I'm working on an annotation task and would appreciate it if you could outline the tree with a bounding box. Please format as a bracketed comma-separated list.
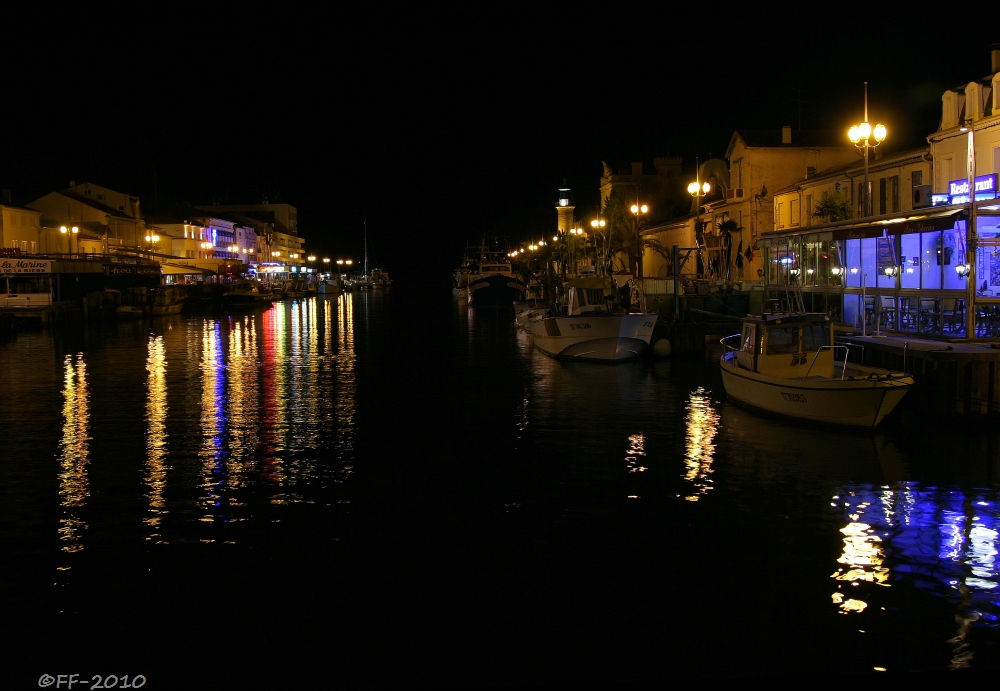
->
[814, 192, 853, 223]
[596, 189, 676, 276]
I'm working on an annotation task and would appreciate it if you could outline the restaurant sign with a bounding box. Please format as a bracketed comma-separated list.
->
[0, 259, 51, 274]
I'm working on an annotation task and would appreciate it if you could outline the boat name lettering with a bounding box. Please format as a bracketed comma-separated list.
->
[790, 354, 808, 366]
[780, 392, 807, 403]
[643, 321, 654, 328]
[570, 323, 592, 330]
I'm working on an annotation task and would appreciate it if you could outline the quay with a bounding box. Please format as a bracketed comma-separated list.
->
[837, 333, 1000, 416]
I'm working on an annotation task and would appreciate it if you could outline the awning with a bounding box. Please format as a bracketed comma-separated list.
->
[160, 262, 217, 275]
[758, 208, 966, 247]
[830, 208, 965, 240]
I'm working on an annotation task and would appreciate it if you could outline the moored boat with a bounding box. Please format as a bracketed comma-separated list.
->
[526, 277, 657, 361]
[467, 261, 524, 307]
[719, 312, 914, 428]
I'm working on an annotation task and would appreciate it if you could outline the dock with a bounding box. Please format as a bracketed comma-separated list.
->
[837, 333, 1000, 416]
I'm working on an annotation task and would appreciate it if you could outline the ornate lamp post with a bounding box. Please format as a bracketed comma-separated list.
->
[688, 162, 711, 277]
[848, 82, 887, 218]
[60, 225, 79, 255]
[629, 203, 648, 279]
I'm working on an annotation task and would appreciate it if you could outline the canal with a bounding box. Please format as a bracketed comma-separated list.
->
[3, 290, 999, 687]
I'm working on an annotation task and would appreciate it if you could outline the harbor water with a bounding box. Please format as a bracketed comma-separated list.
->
[3, 289, 1000, 687]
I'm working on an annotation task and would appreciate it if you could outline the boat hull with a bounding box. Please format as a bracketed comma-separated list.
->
[468, 275, 524, 306]
[719, 352, 913, 428]
[529, 313, 657, 361]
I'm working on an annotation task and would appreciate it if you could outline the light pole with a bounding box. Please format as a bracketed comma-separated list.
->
[629, 203, 649, 279]
[688, 162, 711, 278]
[960, 117, 977, 337]
[145, 232, 160, 255]
[60, 225, 79, 255]
[848, 82, 887, 218]
[590, 215, 606, 276]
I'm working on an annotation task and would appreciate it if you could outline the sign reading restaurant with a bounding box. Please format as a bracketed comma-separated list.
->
[0, 259, 51, 274]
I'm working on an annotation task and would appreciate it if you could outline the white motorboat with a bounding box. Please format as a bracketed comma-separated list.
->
[719, 312, 914, 428]
[527, 277, 657, 361]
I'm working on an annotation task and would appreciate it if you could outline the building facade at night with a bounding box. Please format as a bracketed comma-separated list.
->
[757, 47, 1000, 339]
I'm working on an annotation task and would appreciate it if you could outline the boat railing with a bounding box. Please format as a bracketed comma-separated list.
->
[720, 333, 742, 367]
[802, 345, 851, 381]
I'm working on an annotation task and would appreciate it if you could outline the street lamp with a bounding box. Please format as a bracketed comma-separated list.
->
[60, 225, 79, 255]
[848, 82, 887, 218]
[629, 203, 649, 279]
[145, 233, 160, 254]
[688, 159, 711, 278]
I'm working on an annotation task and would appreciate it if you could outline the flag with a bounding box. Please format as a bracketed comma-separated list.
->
[735, 239, 744, 269]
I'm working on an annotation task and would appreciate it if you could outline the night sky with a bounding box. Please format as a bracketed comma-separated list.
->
[4, 25, 998, 280]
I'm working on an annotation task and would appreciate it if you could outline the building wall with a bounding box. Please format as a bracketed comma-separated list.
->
[0, 206, 42, 253]
[931, 76, 1000, 192]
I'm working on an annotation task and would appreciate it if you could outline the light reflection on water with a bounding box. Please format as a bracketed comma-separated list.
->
[683, 387, 718, 501]
[145, 335, 167, 537]
[58, 353, 89, 553]
[9, 294, 1000, 678]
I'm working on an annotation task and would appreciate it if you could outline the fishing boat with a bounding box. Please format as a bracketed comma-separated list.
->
[719, 312, 914, 428]
[526, 277, 657, 361]
[149, 285, 185, 316]
[223, 280, 273, 309]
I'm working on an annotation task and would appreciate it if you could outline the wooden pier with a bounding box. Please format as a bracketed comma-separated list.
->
[838, 334, 1000, 416]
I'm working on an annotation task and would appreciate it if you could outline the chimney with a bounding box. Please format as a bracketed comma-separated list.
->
[631, 161, 643, 178]
[2, 189, 11, 204]
[806, 166, 816, 179]
[993, 43, 1000, 73]
[781, 126, 792, 144]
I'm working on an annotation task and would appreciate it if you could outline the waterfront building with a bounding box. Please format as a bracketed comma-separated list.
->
[756, 47, 1000, 339]
[702, 128, 857, 285]
[0, 202, 44, 254]
[197, 201, 306, 274]
[28, 182, 149, 255]
[144, 203, 260, 282]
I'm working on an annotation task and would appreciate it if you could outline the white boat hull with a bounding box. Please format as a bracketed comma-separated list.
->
[719, 352, 913, 428]
[529, 313, 657, 361]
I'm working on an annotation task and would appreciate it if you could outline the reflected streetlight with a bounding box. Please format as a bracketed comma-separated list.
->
[847, 82, 887, 218]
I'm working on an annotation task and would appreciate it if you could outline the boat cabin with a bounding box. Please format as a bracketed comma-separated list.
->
[737, 313, 835, 378]
[565, 277, 614, 316]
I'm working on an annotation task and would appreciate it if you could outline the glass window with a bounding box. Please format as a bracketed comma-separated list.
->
[818, 242, 832, 286]
[845, 239, 862, 287]
[943, 226, 967, 290]
[921, 231, 942, 289]
[844, 294, 861, 329]
[876, 236, 897, 289]
[803, 324, 830, 351]
[861, 237, 877, 287]
[900, 233, 920, 289]
[766, 327, 798, 354]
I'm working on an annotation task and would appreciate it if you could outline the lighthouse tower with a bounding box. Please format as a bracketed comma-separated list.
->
[556, 186, 574, 233]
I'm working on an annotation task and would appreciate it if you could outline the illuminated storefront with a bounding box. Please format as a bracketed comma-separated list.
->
[760, 202, 1000, 338]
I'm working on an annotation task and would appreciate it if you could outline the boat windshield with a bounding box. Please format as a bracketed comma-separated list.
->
[803, 324, 830, 352]
[766, 327, 798, 355]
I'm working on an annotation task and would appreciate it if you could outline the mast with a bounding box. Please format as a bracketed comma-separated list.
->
[364, 216, 369, 276]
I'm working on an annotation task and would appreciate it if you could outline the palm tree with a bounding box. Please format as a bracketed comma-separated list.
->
[814, 192, 853, 223]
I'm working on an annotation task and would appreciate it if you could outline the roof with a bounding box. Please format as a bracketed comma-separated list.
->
[770, 146, 931, 196]
[52, 192, 135, 220]
[733, 129, 850, 149]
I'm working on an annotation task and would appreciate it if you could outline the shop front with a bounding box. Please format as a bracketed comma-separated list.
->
[759, 204, 1000, 339]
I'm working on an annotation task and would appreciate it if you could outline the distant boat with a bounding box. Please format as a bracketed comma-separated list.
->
[149, 285, 184, 316]
[719, 312, 914, 428]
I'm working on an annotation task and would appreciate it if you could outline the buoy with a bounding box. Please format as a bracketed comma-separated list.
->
[653, 338, 671, 357]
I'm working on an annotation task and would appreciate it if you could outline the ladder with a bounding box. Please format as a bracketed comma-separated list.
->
[784, 279, 805, 314]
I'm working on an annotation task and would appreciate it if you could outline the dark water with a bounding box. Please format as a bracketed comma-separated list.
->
[3, 291, 1000, 687]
